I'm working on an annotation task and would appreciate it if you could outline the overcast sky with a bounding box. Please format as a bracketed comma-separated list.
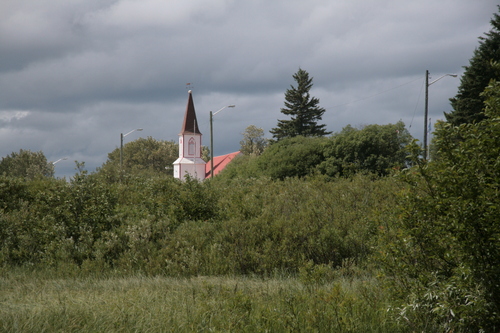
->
[0, 0, 498, 178]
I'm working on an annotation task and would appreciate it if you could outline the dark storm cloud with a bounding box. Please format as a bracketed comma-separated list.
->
[0, 0, 498, 177]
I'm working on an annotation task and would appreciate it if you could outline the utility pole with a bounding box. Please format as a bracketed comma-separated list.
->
[424, 70, 429, 160]
[209, 105, 235, 178]
[424, 70, 457, 160]
[120, 128, 143, 181]
[210, 110, 214, 178]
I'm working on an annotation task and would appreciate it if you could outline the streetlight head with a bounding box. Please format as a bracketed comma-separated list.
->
[123, 128, 143, 138]
[213, 105, 235, 116]
[450, 74, 458, 78]
[52, 157, 68, 165]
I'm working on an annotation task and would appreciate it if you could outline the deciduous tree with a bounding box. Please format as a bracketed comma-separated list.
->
[0, 149, 54, 179]
[257, 136, 326, 180]
[240, 125, 268, 156]
[98, 137, 178, 181]
[318, 121, 412, 177]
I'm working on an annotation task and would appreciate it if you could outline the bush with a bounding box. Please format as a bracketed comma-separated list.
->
[0, 159, 402, 280]
[317, 121, 412, 177]
[378, 80, 500, 332]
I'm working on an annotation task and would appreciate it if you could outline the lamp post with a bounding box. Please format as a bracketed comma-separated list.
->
[210, 105, 235, 178]
[120, 128, 143, 175]
[424, 70, 457, 159]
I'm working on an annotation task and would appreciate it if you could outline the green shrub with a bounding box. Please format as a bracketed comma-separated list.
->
[317, 121, 412, 177]
[378, 81, 500, 331]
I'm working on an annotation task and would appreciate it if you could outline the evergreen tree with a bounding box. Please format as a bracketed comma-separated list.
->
[270, 68, 331, 140]
[445, 6, 500, 126]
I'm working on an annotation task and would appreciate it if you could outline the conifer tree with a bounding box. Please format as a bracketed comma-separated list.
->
[270, 68, 331, 140]
[445, 6, 500, 126]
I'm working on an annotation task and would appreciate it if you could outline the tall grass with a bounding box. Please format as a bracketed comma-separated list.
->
[0, 269, 405, 332]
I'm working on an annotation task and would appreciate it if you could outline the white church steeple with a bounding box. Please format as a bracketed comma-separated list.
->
[173, 90, 206, 180]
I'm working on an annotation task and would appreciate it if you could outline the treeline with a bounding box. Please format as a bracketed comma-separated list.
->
[0, 171, 399, 276]
[229, 121, 412, 179]
[0, 120, 413, 274]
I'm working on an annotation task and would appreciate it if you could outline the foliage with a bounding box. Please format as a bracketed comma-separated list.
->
[445, 6, 500, 126]
[217, 136, 328, 180]
[378, 80, 500, 331]
[0, 176, 29, 211]
[0, 149, 54, 179]
[239, 125, 268, 156]
[0, 167, 119, 266]
[270, 68, 331, 140]
[209, 176, 399, 275]
[201, 145, 210, 162]
[256, 136, 326, 180]
[98, 136, 178, 182]
[318, 121, 413, 177]
[212, 154, 261, 179]
[221, 122, 413, 180]
[0, 168, 399, 277]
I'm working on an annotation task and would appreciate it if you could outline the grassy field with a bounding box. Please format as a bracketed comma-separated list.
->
[0, 269, 404, 332]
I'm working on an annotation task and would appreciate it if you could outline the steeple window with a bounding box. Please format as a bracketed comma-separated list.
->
[188, 137, 196, 155]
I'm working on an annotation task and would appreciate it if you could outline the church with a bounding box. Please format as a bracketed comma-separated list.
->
[173, 90, 240, 180]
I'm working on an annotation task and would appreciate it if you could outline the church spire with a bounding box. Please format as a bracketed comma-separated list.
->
[180, 90, 201, 135]
[173, 90, 206, 180]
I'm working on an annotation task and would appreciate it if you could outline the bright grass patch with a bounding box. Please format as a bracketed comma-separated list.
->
[0, 272, 404, 332]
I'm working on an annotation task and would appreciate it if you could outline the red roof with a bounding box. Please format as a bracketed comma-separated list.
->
[180, 90, 201, 135]
[205, 151, 241, 178]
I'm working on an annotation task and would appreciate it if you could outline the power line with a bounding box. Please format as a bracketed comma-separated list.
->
[409, 76, 425, 128]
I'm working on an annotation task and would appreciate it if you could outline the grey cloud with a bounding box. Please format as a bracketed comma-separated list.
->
[0, 0, 498, 178]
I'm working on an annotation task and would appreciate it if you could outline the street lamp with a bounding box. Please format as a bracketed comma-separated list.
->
[120, 128, 143, 174]
[210, 105, 235, 178]
[424, 70, 457, 159]
[52, 157, 68, 165]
